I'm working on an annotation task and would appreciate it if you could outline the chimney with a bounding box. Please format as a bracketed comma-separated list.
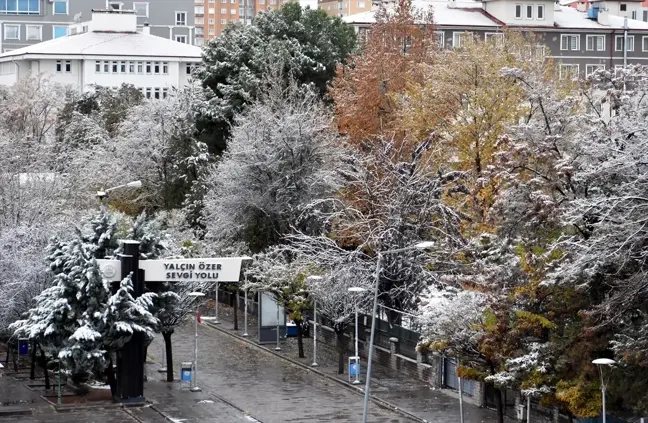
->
[143, 22, 150, 34]
[89, 9, 137, 33]
[598, 7, 609, 25]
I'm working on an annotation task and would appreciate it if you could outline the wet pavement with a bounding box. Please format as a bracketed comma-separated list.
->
[206, 304, 507, 423]
[146, 318, 412, 423]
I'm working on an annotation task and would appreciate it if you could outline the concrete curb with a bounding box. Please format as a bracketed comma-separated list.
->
[204, 321, 427, 423]
[0, 408, 33, 417]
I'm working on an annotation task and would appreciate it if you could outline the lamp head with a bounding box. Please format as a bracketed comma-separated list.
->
[592, 358, 616, 366]
[187, 292, 205, 298]
[348, 287, 366, 293]
[126, 180, 142, 188]
[306, 275, 323, 281]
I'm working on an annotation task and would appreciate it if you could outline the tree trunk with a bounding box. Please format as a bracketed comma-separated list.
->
[494, 386, 504, 423]
[29, 341, 36, 379]
[106, 355, 116, 398]
[295, 318, 304, 358]
[233, 290, 239, 331]
[336, 329, 345, 374]
[4, 345, 8, 365]
[39, 346, 50, 390]
[163, 330, 174, 382]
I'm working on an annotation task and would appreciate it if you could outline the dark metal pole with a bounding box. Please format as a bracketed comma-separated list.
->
[116, 240, 145, 403]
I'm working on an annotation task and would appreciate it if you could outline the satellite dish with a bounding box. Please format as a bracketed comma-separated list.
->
[73, 12, 82, 22]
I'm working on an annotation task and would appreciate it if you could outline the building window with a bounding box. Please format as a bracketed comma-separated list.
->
[108, 2, 122, 10]
[120, 61, 126, 73]
[129, 61, 135, 73]
[537, 5, 544, 20]
[231, 9, 236, 14]
[153, 61, 160, 74]
[221, 0, 226, 3]
[25, 25, 41, 41]
[196, 27, 204, 36]
[65, 60, 71, 72]
[195, 6, 204, 14]
[515, 4, 522, 19]
[560, 34, 580, 51]
[358, 0, 365, 6]
[162, 62, 168, 74]
[586, 35, 605, 51]
[0, 0, 39, 14]
[162, 88, 169, 99]
[4, 24, 19, 40]
[585, 64, 604, 77]
[134, 2, 149, 17]
[137, 61, 143, 73]
[452, 32, 472, 48]
[186, 64, 193, 74]
[231, 0, 236, 3]
[485, 32, 504, 46]
[53, 26, 68, 39]
[644, 10, 648, 21]
[111, 61, 117, 72]
[209, 18, 214, 23]
[154, 88, 161, 99]
[145, 87, 152, 99]
[195, 17, 204, 24]
[525, 4, 533, 19]
[103, 61, 109, 72]
[146, 62, 152, 73]
[259, 0, 265, 4]
[616, 35, 634, 52]
[53, 0, 68, 14]
[643, 36, 648, 51]
[209, 7, 215, 13]
[175, 35, 187, 43]
[434, 31, 444, 49]
[270, 0, 276, 4]
[95, 61, 101, 72]
[56, 60, 62, 72]
[175, 11, 187, 25]
[559, 64, 579, 80]
[221, 7, 226, 13]
[620, 3, 627, 11]
[209, 29, 215, 35]
[221, 19, 226, 24]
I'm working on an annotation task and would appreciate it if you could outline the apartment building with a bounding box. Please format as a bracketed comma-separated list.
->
[343, 0, 648, 78]
[0, 9, 201, 94]
[0, 0, 195, 53]
[194, 0, 320, 41]
[318, 0, 371, 18]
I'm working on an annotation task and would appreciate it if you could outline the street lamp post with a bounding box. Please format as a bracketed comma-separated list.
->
[306, 275, 323, 367]
[96, 180, 142, 210]
[275, 301, 281, 351]
[362, 241, 435, 423]
[593, 358, 616, 423]
[348, 286, 367, 385]
[243, 286, 249, 337]
[188, 292, 205, 392]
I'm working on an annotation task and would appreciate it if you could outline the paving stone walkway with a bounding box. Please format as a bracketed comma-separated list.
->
[200, 302, 509, 423]
[146, 317, 412, 423]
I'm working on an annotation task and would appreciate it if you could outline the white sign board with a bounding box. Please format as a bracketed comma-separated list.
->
[96, 258, 245, 283]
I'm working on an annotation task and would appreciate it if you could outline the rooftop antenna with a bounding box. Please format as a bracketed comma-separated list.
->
[73, 12, 82, 22]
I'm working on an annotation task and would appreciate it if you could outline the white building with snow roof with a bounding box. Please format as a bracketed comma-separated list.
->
[0, 9, 202, 98]
[344, 0, 648, 78]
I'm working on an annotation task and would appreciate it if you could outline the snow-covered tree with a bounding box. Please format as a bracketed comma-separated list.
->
[195, 3, 356, 152]
[113, 88, 210, 211]
[246, 248, 314, 358]
[102, 275, 157, 392]
[203, 76, 345, 253]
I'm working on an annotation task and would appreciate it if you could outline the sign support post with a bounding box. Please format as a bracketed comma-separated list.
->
[115, 240, 145, 403]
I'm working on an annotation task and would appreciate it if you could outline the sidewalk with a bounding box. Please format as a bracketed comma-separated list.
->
[146, 317, 413, 423]
[203, 303, 506, 423]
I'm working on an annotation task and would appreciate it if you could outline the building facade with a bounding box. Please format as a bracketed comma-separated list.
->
[344, 0, 648, 78]
[318, 0, 371, 18]
[0, 9, 201, 95]
[0, 0, 196, 53]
